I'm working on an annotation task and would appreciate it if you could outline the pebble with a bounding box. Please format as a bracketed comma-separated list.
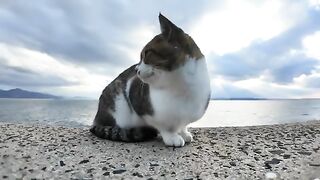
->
[59, 160, 66, 166]
[113, 169, 126, 174]
[79, 159, 89, 164]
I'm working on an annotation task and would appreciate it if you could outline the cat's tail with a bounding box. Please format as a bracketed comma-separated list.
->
[90, 125, 158, 142]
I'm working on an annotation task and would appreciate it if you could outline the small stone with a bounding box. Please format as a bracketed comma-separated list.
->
[79, 159, 89, 164]
[229, 161, 236, 166]
[150, 163, 159, 167]
[113, 169, 126, 174]
[65, 169, 73, 173]
[253, 148, 262, 153]
[87, 168, 95, 173]
[266, 158, 282, 165]
[134, 164, 140, 168]
[309, 163, 320, 167]
[246, 163, 255, 167]
[283, 154, 291, 159]
[265, 163, 272, 169]
[102, 167, 108, 171]
[41, 167, 47, 171]
[132, 172, 144, 177]
[297, 151, 312, 156]
[59, 160, 66, 166]
[103, 171, 110, 176]
[269, 150, 285, 155]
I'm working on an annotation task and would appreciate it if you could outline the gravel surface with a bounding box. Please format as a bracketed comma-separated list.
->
[0, 121, 320, 179]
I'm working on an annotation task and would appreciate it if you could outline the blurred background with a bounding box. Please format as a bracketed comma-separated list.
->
[0, 1, 320, 127]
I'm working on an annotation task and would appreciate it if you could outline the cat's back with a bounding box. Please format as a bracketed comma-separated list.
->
[101, 64, 137, 96]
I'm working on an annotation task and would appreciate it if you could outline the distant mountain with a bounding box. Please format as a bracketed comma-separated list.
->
[0, 88, 61, 99]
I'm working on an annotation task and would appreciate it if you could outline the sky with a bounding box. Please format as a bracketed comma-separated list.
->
[0, 0, 320, 99]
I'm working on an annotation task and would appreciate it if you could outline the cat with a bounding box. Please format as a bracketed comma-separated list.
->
[90, 13, 211, 147]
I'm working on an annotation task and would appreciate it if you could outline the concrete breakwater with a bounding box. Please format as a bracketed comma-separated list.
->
[0, 121, 319, 179]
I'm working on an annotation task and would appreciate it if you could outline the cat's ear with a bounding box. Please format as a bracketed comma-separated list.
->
[159, 13, 183, 42]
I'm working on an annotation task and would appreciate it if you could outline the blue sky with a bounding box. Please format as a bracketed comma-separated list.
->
[0, 0, 320, 98]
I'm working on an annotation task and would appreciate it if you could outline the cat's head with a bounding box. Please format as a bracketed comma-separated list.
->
[136, 13, 203, 85]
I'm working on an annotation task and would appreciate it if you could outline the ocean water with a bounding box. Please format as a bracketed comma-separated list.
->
[0, 99, 319, 127]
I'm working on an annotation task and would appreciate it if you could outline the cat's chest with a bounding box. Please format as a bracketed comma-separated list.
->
[148, 59, 210, 122]
[150, 88, 208, 119]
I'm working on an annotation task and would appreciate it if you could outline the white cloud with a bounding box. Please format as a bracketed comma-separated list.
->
[303, 31, 320, 60]
[191, 0, 307, 55]
[293, 69, 320, 89]
[309, 0, 320, 10]
[233, 76, 312, 98]
[116, 24, 157, 63]
[0, 43, 111, 98]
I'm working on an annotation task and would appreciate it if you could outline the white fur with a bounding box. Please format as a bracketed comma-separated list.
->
[113, 57, 210, 147]
[111, 77, 146, 128]
[141, 56, 211, 147]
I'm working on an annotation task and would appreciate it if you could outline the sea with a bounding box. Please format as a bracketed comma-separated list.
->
[0, 99, 319, 128]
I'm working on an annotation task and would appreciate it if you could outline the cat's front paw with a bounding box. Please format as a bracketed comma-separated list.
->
[160, 132, 185, 147]
[180, 131, 193, 143]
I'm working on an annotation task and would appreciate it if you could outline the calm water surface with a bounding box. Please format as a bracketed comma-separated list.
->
[0, 99, 319, 127]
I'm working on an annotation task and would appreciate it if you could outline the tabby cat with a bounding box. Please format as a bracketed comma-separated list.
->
[90, 14, 211, 147]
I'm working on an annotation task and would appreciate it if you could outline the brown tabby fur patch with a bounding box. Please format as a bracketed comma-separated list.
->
[140, 14, 204, 71]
